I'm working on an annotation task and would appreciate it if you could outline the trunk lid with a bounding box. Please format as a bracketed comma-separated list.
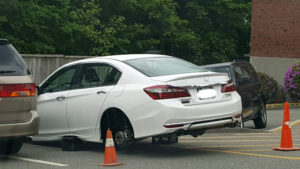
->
[151, 72, 233, 105]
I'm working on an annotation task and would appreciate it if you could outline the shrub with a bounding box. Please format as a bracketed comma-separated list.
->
[257, 72, 285, 103]
[284, 63, 300, 101]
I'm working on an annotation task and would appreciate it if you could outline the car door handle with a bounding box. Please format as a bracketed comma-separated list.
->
[56, 96, 66, 101]
[97, 91, 107, 95]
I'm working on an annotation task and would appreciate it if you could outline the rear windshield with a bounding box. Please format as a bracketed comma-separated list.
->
[0, 44, 30, 76]
[204, 66, 232, 80]
[124, 57, 205, 77]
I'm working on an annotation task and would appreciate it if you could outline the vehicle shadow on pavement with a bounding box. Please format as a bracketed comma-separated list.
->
[29, 140, 212, 158]
[0, 155, 10, 161]
[118, 142, 213, 158]
[29, 140, 105, 152]
[29, 141, 62, 148]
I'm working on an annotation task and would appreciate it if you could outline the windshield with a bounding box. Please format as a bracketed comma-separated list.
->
[124, 57, 205, 77]
[204, 66, 232, 80]
[0, 44, 30, 76]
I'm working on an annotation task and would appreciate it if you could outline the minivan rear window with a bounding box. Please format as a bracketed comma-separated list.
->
[0, 44, 30, 76]
[124, 57, 205, 77]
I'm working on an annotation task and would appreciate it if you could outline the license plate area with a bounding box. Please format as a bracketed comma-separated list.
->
[197, 86, 217, 100]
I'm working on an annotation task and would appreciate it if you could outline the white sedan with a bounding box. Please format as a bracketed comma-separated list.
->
[34, 54, 242, 148]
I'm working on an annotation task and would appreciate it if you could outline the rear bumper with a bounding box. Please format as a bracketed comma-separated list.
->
[0, 111, 39, 138]
[164, 116, 240, 130]
[129, 92, 242, 139]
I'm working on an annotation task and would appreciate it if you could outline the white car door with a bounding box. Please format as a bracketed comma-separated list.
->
[37, 65, 79, 137]
[66, 63, 121, 137]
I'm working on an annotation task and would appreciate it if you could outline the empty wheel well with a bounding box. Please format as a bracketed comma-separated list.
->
[100, 108, 134, 140]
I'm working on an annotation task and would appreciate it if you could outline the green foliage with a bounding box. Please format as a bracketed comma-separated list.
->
[176, 0, 251, 64]
[0, 0, 251, 64]
[257, 72, 286, 103]
[0, 0, 128, 55]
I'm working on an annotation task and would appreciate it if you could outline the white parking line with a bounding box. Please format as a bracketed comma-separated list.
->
[181, 138, 300, 143]
[269, 120, 300, 132]
[3, 155, 69, 167]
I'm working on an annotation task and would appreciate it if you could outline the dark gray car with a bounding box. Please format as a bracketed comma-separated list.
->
[0, 38, 39, 154]
[202, 61, 267, 129]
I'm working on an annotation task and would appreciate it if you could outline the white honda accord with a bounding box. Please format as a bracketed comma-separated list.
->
[34, 54, 242, 148]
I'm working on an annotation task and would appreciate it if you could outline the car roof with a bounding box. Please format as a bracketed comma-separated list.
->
[201, 60, 249, 68]
[62, 54, 172, 68]
[83, 54, 171, 62]
[0, 38, 9, 45]
[201, 62, 233, 68]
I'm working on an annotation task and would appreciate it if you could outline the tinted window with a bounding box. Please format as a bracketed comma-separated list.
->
[234, 64, 252, 85]
[234, 65, 244, 78]
[244, 64, 259, 81]
[74, 63, 121, 89]
[0, 44, 30, 76]
[41, 65, 78, 93]
[204, 66, 232, 80]
[125, 57, 205, 77]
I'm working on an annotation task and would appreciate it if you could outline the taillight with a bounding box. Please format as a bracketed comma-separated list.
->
[0, 83, 37, 97]
[221, 81, 236, 93]
[144, 85, 190, 100]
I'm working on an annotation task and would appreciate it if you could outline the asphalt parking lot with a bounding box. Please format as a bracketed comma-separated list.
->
[1, 108, 300, 169]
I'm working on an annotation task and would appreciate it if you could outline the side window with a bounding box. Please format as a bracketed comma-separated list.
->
[78, 63, 121, 88]
[244, 64, 259, 81]
[234, 65, 244, 79]
[41, 65, 78, 93]
[234, 65, 251, 85]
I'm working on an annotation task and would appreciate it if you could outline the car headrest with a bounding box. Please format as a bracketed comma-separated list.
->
[84, 68, 100, 83]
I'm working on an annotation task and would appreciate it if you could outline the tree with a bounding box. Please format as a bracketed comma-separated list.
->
[0, 0, 57, 53]
[100, 0, 204, 63]
[0, 0, 129, 55]
[0, 0, 251, 65]
[176, 0, 251, 64]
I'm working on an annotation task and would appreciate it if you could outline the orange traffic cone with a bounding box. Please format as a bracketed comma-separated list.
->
[99, 129, 123, 166]
[273, 102, 300, 151]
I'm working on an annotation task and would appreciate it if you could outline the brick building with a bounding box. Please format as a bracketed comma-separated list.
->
[250, 0, 300, 86]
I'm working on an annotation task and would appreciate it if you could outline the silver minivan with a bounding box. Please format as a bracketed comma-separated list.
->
[0, 38, 39, 154]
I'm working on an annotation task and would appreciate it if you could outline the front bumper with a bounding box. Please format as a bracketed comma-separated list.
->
[0, 111, 40, 138]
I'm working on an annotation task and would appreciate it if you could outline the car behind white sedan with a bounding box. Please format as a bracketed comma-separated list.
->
[33, 54, 242, 148]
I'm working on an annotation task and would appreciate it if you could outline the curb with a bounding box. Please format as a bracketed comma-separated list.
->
[266, 103, 300, 110]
